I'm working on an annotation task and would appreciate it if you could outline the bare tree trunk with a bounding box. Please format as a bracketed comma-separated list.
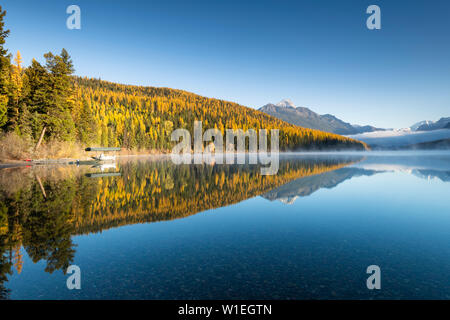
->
[35, 126, 46, 150]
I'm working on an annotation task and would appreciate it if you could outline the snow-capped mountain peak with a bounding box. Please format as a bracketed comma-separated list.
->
[275, 99, 296, 108]
[410, 120, 434, 131]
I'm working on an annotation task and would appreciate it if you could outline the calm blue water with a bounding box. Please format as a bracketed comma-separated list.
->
[1, 152, 449, 299]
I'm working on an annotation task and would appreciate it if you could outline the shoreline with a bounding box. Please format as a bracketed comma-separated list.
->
[1, 149, 450, 169]
[0, 153, 171, 168]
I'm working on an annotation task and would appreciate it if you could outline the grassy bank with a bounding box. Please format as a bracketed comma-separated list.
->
[0, 132, 84, 161]
[0, 132, 168, 162]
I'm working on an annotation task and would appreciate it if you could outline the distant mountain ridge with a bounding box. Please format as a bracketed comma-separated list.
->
[414, 117, 450, 131]
[410, 120, 434, 131]
[259, 99, 384, 135]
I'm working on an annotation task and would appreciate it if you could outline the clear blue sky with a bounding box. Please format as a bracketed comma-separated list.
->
[2, 0, 449, 128]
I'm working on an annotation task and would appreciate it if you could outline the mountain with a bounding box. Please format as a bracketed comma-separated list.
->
[348, 117, 450, 149]
[275, 98, 296, 108]
[74, 79, 368, 151]
[410, 120, 433, 131]
[259, 99, 384, 135]
[415, 117, 450, 131]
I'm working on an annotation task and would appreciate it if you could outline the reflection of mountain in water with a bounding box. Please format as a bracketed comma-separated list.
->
[262, 167, 377, 204]
[353, 154, 450, 183]
[263, 153, 450, 205]
[411, 169, 450, 182]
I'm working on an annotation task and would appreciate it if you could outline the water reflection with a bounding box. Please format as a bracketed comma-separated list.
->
[263, 167, 377, 204]
[0, 152, 449, 299]
[0, 155, 361, 298]
[264, 153, 450, 204]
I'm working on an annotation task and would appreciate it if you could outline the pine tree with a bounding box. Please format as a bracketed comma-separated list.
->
[13, 50, 21, 67]
[7, 51, 24, 131]
[0, 94, 6, 128]
[0, 5, 10, 128]
[77, 99, 97, 144]
[41, 49, 76, 141]
[23, 59, 52, 139]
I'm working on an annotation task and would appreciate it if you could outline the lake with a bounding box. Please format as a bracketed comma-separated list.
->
[0, 152, 449, 299]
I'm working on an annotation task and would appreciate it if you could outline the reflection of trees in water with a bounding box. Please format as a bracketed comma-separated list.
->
[73, 158, 362, 234]
[22, 179, 77, 274]
[0, 224, 12, 299]
[0, 156, 360, 298]
[0, 171, 81, 299]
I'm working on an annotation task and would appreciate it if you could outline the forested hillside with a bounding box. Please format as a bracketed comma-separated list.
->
[74, 78, 367, 151]
[0, 6, 367, 159]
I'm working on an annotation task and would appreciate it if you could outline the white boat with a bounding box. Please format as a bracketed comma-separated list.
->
[92, 153, 116, 162]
